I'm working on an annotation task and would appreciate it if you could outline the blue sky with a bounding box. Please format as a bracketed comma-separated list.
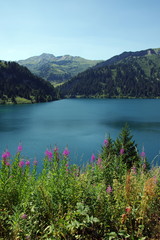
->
[0, 0, 160, 61]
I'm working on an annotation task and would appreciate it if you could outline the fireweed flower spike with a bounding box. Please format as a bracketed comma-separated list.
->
[140, 146, 146, 158]
[21, 213, 28, 219]
[97, 158, 102, 165]
[104, 139, 109, 147]
[54, 146, 59, 152]
[2, 152, 7, 161]
[106, 185, 112, 193]
[2, 150, 11, 164]
[66, 163, 69, 172]
[2, 150, 11, 160]
[120, 148, 125, 155]
[140, 151, 146, 157]
[45, 149, 53, 159]
[33, 159, 38, 165]
[25, 161, 30, 166]
[91, 154, 95, 162]
[5, 162, 10, 166]
[5, 150, 11, 158]
[97, 157, 103, 168]
[17, 144, 23, 152]
[131, 166, 137, 175]
[19, 160, 25, 168]
[63, 148, 70, 157]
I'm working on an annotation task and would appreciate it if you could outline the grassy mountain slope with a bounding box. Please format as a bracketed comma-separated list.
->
[60, 48, 160, 98]
[18, 53, 101, 84]
[94, 48, 158, 68]
[0, 61, 57, 104]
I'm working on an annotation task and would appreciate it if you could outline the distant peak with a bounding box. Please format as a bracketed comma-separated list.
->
[40, 53, 55, 58]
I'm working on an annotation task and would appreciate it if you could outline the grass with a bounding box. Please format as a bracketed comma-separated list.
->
[0, 138, 159, 239]
[15, 97, 32, 104]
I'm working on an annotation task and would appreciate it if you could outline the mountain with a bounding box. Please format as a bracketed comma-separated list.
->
[60, 48, 160, 98]
[18, 53, 101, 84]
[0, 61, 57, 104]
[94, 48, 158, 68]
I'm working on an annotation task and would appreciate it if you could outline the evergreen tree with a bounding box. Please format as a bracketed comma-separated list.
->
[100, 135, 115, 161]
[99, 135, 116, 186]
[114, 124, 140, 169]
[0, 61, 57, 103]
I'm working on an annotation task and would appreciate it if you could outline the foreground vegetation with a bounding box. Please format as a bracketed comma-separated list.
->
[0, 126, 160, 239]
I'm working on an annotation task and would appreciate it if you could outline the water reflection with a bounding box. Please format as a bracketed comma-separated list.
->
[101, 119, 160, 133]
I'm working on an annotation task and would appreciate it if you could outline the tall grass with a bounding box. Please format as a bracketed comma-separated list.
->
[0, 141, 159, 239]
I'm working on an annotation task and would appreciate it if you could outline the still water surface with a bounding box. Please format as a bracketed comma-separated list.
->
[0, 99, 160, 167]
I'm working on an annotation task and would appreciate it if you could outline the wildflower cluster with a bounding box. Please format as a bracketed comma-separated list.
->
[0, 128, 159, 240]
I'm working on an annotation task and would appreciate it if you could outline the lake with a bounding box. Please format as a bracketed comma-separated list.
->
[0, 98, 160, 168]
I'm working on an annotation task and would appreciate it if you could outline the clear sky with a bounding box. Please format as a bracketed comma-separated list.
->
[0, 0, 160, 61]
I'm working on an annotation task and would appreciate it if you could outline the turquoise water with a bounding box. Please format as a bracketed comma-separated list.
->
[0, 99, 160, 167]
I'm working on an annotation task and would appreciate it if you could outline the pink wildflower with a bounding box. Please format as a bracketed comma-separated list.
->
[120, 148, 125, 155]
[131, 166, 137, 175]
[25, 161, 30, 166]
[2, 150, 11, 160]
[106, 185, 112, 193]
[63, 148, 70, 157]
[33, 160, 38, 165]
[2, 153, 7, 160]
[140, 151, 146, 157]
[45, 149, 53, 159]
[97, 158, 103, 168]
[21, 213, 28, 219]
[17, 144, 23, 152]
[104, 139, 109, 147]
[66, 164, 69, 172]
[5, 151, 11, 158]
[97, 158, 102, 165]
[5, 162, 10, 166]
[25, 236, 31, 240]
[54, 146, 58, 152]
[91, 154, 95, 162]
[19, 160, 25, 168]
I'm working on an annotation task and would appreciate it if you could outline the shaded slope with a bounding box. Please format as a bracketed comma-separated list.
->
[0, 61, 57, 104]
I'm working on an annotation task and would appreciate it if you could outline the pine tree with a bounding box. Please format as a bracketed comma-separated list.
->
[100, 135, 115, 160]
[114, 124, 140, 169]
[99, 135, 116, 186]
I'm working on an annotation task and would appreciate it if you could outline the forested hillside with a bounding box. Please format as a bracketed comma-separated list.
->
[0, 61, 57, 104]
[60, 48, 160, 98]
[18, 53, 101, 84]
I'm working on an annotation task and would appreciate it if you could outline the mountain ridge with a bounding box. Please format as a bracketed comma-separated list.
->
[94, 48, 159, 69]
[60, 48, 160, 99]
[18, 54, 102, 84]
